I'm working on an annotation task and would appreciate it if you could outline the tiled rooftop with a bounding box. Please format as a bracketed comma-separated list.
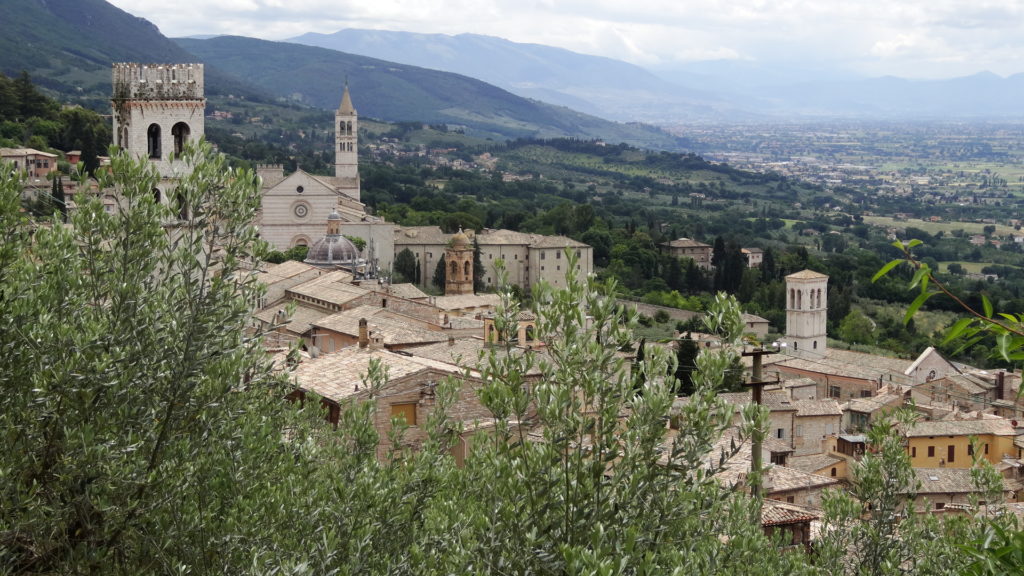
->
[291, 347, 469, 402]
[903, 418, 1016, 437]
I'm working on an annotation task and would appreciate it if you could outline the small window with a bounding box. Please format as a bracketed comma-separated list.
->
[935, 502, 945, 510]
[948, 445, 955, 463]
[390, 403, 417, 425]
[795, 425, 803, 437]
[911, 446, 917, 457]
[541, 251, 545, 260]
[928, 446, 935, 458]
[776, 428, 785, 439]
[556, 251, 561, 259]
[296, 186, 304, 194]
[830, 467, 837, 477]
[968, 444, 974, 456]
[147, 123, 162, 159]
[786, 496, 795, 504]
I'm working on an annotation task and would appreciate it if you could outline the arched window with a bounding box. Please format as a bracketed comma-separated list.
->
[797, 290, 802, 309]
[175, 191, 188, 220]
[346, 121, 352, 135]
[147, 124, 161, 159]
[339, 121, 345, 135]
[789, 289, 795, 308]
[171, 122, 190, 155]
[464, 260, 471, 277]
[450, 261, 458, 277]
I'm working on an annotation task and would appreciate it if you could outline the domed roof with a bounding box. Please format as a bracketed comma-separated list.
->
[327, 210, 343, 221]
[451, 228, 471, 247]
[304, 234, 359, 266]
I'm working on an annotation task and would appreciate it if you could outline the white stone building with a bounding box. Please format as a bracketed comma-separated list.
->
[784, 269, 828, 354]
[256, 84, 395, 275]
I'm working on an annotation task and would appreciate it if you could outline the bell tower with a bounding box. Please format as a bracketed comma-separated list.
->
[785, 269, 828, 354]
[334, 82, 359, 198]
[445, 229, 474, 296]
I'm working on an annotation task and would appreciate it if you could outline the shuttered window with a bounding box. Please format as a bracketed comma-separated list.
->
[391, 403, 417, 426]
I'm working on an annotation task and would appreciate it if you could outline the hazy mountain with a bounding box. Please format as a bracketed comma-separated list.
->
[0, 0, 264, 106]
[290, 28, 1024, 122]
[175, 36, 681, 147]
[287, 29, 748, 123]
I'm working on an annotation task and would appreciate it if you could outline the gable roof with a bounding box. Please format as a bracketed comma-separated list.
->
[313, 305, 447, 346]
[291, 347, 469, 402]
[903, 418, 1016, 437]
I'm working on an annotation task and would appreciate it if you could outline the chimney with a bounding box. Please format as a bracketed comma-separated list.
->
[996, 371, 1005, 400]
[368, 328, 384, 350]
[358, 318, 368, 349]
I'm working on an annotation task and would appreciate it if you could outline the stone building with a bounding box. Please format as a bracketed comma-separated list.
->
[257, 84, 395, 275]
[445, 229, 474, 296]
[393, 226, 592, 291]
[784, 269, 828, 354]
[111, 63, 204, 202]
[658, 237, 712, 270]
[289, 340, 492, 460]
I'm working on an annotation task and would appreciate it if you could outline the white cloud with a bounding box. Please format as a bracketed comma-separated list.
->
[106, 0, 1024, 77]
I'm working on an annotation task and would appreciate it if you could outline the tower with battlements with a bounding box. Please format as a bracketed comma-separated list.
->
[112, 63, 205, 186]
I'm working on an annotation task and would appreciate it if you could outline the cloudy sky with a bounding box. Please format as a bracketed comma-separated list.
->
[107, 0, 1024, 79]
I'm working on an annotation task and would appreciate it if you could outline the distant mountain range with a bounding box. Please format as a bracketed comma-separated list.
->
[0, 0, 680, 148]
[2, 0, 1021, 138]
[0, 0, 267, 107]
[289, 28, 1024, 121]
[174, 36, 680, 147]
[288, 29, 745, 123]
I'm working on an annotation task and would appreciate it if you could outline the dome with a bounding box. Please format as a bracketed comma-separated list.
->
[304, 234, 359, 266]
[451, 228, 471, 248]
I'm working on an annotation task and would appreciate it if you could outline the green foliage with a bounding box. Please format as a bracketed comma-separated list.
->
[874, 240, 1024, 362]
[344, 234, 367, 252]
[432, 255, 446, 292]
[0, 144, 313, 572]
[839, 309, 876, 345]
[394, 247, 418, 284]
[0, 72, 109, 166]
[264, 244, 309, 264]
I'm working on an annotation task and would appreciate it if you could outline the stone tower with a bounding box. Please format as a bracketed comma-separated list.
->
[334, 82, 359, 196]
[785, 269, 828, 353]
[111, 63, 205, 184]
[445, 229, 474, 296]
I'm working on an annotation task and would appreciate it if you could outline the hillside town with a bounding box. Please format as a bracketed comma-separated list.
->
[72, 63, 1024, 548]
[5, 57, 1024, 572]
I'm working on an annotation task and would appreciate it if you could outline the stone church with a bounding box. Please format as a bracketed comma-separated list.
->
[256, 84, 394, 276]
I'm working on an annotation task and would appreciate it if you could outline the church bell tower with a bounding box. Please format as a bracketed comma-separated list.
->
[785, 269, 828, 354]
[334, 82, 359, 199]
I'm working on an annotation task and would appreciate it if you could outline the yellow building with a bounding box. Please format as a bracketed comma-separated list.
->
[903, 418, 1019, 468]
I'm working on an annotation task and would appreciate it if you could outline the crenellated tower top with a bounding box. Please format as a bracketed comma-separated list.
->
[112, 63, 204, 101]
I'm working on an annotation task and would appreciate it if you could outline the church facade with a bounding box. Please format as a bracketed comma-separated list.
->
[256, 84, 395, 276]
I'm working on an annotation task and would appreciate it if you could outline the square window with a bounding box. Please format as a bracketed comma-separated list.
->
[390, 403, 417, 426]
